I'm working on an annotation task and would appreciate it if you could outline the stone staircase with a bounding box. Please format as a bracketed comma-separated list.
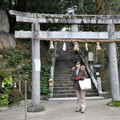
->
[53, 42, 99, 98]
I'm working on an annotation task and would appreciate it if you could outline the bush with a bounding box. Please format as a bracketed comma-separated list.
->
[8, 90, 23, 104]
[2, 76, 13, 93]
[41, 83, 51, 99]
[41, 65, 51, 99]
[0, 94, 9, 107]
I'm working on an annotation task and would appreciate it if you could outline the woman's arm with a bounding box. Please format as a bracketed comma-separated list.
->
[72, 67, 75, 71]
[83, 70, 88, 78]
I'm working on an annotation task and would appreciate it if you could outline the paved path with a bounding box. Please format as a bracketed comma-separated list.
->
[0, 98, 120, 120]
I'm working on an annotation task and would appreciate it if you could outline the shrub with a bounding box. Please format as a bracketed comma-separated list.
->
[0, 94, 9, 107]
[8, 90, 23, 104]
[2, 76, 13, 94]
[41, 83, 51, 99]
[41, 65, 51, 99]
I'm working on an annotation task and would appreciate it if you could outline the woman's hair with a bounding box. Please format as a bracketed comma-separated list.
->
[81, 65, 85, 69]
[74, 61, 80, 65]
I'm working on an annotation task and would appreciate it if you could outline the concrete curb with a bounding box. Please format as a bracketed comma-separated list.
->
[49, 96, 105, 101]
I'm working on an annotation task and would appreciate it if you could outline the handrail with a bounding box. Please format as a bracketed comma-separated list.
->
[78, 50, 98, 86]
[78, 50, 104, 95]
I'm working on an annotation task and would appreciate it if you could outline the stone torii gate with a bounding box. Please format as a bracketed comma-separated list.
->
[9, 10, 120, 111]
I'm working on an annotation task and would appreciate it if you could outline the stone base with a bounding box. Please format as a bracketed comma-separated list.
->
[0, 107, 9, 111]
[27, 105, 45, 112]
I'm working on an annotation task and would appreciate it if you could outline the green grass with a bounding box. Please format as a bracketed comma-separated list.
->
[107, 101, 120, 107]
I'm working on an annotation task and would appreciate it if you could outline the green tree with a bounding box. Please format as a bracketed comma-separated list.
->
[109, 0, 120, 14]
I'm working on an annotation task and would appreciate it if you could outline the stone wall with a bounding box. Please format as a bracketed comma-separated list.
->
[0, 10, 16, 51]
[0, 32, 16, 51]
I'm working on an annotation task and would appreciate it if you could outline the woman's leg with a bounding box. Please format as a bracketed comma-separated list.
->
[79, 90, 86, 112]
[75, 90, 81, 111]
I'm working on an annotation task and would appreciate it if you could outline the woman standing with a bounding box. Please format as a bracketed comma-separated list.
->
[71, 61, 88, 113]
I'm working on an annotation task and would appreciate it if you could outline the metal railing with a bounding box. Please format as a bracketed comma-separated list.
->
[78, 50, 104, 95]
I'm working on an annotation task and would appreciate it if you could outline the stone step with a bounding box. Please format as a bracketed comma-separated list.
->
[54, 79, 95, 82]
[54, 80, 95, 86]
[54, 80, 73, 83]
[54, 78, 72, 80]
[54, 86, 97, 91]
[55, 65, 74, 68]
[55, 68, 72, 70]
[54, 86, 73, 90]
[54, 80, 95, 88]
[53, 92, 99, 98]
[54, 78, 71, 80]
[54, 84, 73, 87]
[54, 86, 87, 90]
[54, 72, 71, 74]
[54, 81, 72, 84]
[55, 62, 74, 65]
[55, 69, 72, 72]
[53, 89, 98, 94]
[54, 72, 72, 75]
[54, 76, 72, 79]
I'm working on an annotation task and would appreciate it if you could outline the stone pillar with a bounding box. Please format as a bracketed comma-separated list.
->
[71, 25, 79, 61]
[0, 10, 10, 33]
[28, 22, 44, 112]
[97, 77, 103, 95]
[107, 24, 120, 101]
[71, 25, 78, 32]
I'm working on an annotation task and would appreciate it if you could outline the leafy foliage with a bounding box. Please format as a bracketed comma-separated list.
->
[41, 65, 51, 99]
[0, 94, 9, 107]
[0, 0, 119, 15]
[8, 90, 23, 104]
[110, 0, 120, 14]
[2, 76, 13, 93]
[3, 48, 31, 67]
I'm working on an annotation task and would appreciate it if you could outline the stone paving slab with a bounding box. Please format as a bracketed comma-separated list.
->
[0, 98, 120, 120]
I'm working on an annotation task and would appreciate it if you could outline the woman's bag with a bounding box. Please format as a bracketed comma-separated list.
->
[78, 78, 92, 90]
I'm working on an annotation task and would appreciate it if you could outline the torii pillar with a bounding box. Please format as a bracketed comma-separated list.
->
[27, 22, 44, 112]
[108, 24, 120, 101]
